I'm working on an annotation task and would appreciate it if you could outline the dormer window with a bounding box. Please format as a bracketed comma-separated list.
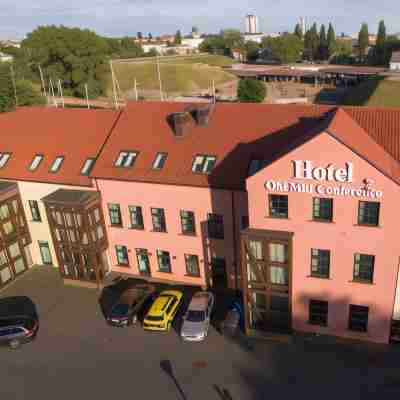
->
[29, 154, 44, 171]
[152, 152, 168, 170]
[80, 158, 95, 176]
[114, 151, 138, 168]
[248, 159, 266, 177]
[0, 153, 11, 168]
[49, 156, 64, 173]
[192, 155, 216, 174]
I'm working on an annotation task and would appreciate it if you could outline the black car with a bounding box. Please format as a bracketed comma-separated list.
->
[0, 296, 39, 349]
[106, 283, 157, 327]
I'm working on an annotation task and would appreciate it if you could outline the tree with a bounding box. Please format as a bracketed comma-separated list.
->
[327, 23, 336, 59]
[262, 34, 304, 64]
[304, 23, 319, 60]
[174, 30, 182, 45]
[15, 79, 46, 106]
[237, 78, 266, 103]
[137, 32, 143, 40]
[199, 35, 227, 54]
[373, 20, 386, 65]
[294, 23, 303, 40]
[22, 25, 109, 98]
[358, 23, 369, 62]
[148, 33, 153, 40]
[0, 63, 15, 112]
[319, 24, 328, 60]
[221, 29, 245, 52]
[146, 48, 159, 57]
[244, 40, 260, 62]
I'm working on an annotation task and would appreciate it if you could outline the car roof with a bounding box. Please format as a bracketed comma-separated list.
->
[188, 292, 212, 311]
[149, 295, 174, 316]
[0, 296, 37, 319]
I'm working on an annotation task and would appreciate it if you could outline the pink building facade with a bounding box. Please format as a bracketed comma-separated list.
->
[94, 178, 248, 290]
[245, 131, 400, 343]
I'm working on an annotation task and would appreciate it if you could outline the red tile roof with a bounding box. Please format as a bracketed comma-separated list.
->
[0, 107, 121, 186]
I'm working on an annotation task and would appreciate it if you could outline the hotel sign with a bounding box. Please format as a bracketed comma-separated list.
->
[264, 160, 383, 199]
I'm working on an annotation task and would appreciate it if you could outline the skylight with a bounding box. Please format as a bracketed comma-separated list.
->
[0, 153, 11, 168]
[192, 155, 216, 174]
[114, 151, 138, 168]
[49, 156, 64, 173]
[29, 154, 44, 171]
[152, 152, 168, 170]
[80, 158, 95, 176]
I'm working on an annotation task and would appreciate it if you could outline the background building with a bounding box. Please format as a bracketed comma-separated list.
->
[245, 14, 259, 34]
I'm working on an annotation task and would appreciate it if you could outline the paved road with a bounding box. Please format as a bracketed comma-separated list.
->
[1, 266, 400, 400]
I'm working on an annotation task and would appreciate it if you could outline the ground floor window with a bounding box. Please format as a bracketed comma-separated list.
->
[157, 250, 171, 273]
[0, 250, 12, 285]
[309, 299, 328, 326]
[39, 241, 53, 265]
[136, 249, 151, 275]
[116, 245, 129, 266]
[348, 304, 369, 332]
[185, 254, 200, 277]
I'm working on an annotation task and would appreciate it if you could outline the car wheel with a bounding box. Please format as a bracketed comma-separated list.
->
[9, 339, 21, 350]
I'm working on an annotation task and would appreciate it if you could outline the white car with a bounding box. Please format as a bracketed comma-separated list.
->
[181, 291, 214, 342]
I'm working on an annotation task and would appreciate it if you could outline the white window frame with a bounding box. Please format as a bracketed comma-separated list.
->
[114, 151, 138, 167]
[49, 156, 64, 172]
[0, 153, 11, 168]
[192, 154, 216, 174]
[80, 158, 95, 175]
[152, 152, 168, 169]
[29, 154, 44, 171]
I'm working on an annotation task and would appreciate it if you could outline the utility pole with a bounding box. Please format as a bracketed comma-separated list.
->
[57, 79, 65, 108]
[109, 60, 118, 109]
[156, 56, 164, 101]
[85, 83, 90, 109]
[38, 65, 48, 104]
[134, 78, 138, 101]
[9, 65, 18, 107]
[212, 79, 216, 103]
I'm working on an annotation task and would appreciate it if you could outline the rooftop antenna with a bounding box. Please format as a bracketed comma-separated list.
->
[156, 55, 164, 101]
[85, 83, 90, 109]
[9, 65, 18, 107]
[38, 65, 48, 105]
[109, 60, 118, 109]
[57, 79, 65, 108]
[49, 78, 58, 107]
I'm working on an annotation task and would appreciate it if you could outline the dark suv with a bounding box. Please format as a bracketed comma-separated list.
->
[106, 283, 156, 327]
[0, 296, 39, 349]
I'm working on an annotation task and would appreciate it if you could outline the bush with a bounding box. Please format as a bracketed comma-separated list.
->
[237, 78, 266, 103]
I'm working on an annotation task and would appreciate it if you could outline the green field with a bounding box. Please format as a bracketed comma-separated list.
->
[343, 77, 400, 107]
[109, 55, 237, 97]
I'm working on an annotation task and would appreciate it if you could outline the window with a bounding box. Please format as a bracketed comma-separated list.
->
[114, 151, 138, 167]
[358, 201, 380, 226]
[313, 198, 333, 221]
[309, 300, 328, 326]
[207, 213, 224, 239]
[180, 210, 195, 234]
[185, 254, 200, 276]
[28, 200, 41, 222]
[0, 153, 11, 168]
[39, 241, 52, 265]
[80, 158, 95, 175]
[269, 195, 288, 218]
[49, 156, 64, 172]
[0, 204, 10, 220]
[29, 154, 43, 171]
[108, 203, 122, 226]
[348, 304, 369, 332]
[136, 249, 150, 275]
[192, 155, 217, 174]
[157, 250, 171, 273]
[115, 245, 129, 266]
[152, 152, 168, 169]
[241, 215, 249, 230]
[311, 249, 330, 278]
[353, 253, 375, 283]
[151, 208, 166, 232]
[269, 243, 288, 285]
[129, 206, 144, 229]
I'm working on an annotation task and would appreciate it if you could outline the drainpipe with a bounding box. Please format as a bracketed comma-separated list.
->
[231, 191, 239, 293]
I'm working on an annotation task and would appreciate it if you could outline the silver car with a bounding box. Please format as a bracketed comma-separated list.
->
[181, 291, 214, 342]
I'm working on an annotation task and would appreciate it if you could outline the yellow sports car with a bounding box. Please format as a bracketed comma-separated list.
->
[143, 290, 183, 331]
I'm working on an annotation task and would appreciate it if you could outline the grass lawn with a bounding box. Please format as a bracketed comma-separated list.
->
[109, 55, 237, 96]
[343, 77, 400, 107]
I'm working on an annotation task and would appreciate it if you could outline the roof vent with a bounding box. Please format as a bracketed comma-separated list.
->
[167, 112, 192, 137]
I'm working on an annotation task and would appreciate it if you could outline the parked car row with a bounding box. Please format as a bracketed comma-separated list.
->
[104, 278, 215, 342]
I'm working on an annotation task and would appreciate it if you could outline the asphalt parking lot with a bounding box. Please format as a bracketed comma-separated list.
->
[2, 266, 400, 400]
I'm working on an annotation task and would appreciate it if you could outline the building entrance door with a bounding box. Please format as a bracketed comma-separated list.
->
[211, 257, 227, 289]
[241, 229, 293, 334]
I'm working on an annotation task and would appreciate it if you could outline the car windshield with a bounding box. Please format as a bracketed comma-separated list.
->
[186, 310, 205, 322]
[111, 303, 129, 317]
[146, 315, 163, 321]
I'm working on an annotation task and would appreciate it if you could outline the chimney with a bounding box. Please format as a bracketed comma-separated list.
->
[194, 106, 212, 126]
[168, 112, 191, 137]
